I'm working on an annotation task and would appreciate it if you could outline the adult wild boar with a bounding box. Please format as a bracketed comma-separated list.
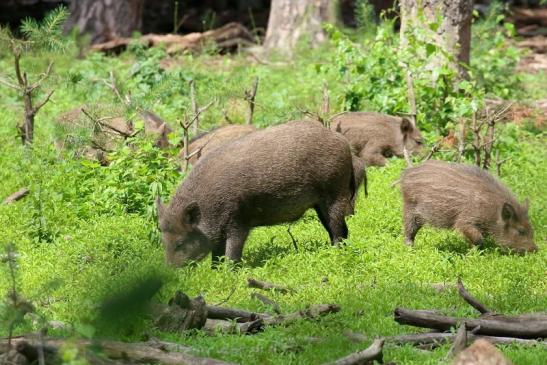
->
[331, 112, 424, 167]
[158, 121, 365, 266]
[400, 160, 537, 253]
[180, 124, 256, 166]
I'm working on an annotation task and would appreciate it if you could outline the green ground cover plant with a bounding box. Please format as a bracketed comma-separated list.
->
[0, 6, 545, 364]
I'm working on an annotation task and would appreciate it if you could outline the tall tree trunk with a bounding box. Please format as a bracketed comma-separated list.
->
[400, 0, 473, 78]
[65, 0, 145, 44]
[264, 0, 337, 53]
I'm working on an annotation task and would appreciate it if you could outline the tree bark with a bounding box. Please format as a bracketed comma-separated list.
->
[264, 0, 337, 53]
[400, 0, 473, 78]
[65, 0, 145, 44]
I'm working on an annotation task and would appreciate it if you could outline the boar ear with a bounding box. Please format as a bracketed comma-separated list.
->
[183, 202, 201, 227]
[400, 118, 413, 134]
[502, 202, 516, 222]
[335, 121, 342, 133]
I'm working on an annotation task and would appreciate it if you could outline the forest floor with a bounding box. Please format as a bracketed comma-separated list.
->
[0, 18, 546, 365]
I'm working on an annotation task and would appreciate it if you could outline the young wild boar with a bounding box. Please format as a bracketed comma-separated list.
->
[401, 160, 537, 253]
[158, 120, 366, 266]
[331, 112, 424, 167]
[180, 124, 256, 166]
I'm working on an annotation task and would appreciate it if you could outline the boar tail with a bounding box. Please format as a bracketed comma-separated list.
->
[351, 156, 367, 204]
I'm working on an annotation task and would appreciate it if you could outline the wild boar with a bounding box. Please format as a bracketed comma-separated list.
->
[331, 112, 424, 167]
[400, 160, 537, 253]
[180, 124, 256, 166]
[158, 120, 365, 267]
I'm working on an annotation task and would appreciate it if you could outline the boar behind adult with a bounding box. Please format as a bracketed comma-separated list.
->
[401, 160, 537, 253]
[181, 124, 256, 166]
[331, 112, 424, 167]
[158, 121, 365, 267]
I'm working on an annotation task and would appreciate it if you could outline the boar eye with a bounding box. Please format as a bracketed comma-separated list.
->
[416, 140, 424, 145]
[518, 228, 527, 236]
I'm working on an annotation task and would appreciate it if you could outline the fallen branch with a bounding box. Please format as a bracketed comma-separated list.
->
[202, 318, 263, 335]
[447, 323, 467, 358]
[0, 337, 235, 365]
[247, 278, 290, 294]
[205, 305, 266, 323]
[251, 292, 281, 314]
[393, 307, 547, 339]
[456, 278, 491, 315]
[262, 304, 340, 327]
[3, 188, 29, 205]
[322, 338, 384, 365]
[385, 332, 546, 348]
[92, 23, 256, 55]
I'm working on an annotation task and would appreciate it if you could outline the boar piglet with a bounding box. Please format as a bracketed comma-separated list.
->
[180, 124, 256, 166]
[159, 120, 366, 267]
[401, 160, 537, 253]
[331, 112, 424, 167]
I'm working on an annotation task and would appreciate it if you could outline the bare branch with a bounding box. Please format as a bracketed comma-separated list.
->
[0, 76, 21, 90]
[406, 71, 417, 126]
[247, 278, 291, 294]
[29, 61, 54, 92]
[447, 323, 467, 358]
[251, 292, 281, 314]
[14, 51, 24, 86]
[245, 77, 259, 125]
[190, 79, 199, 134]
[457, 278, 491, 315]
[32, 90, 54, 114]
[322, 338, 384, 365]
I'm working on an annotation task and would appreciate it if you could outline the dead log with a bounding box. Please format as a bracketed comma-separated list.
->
[1, 337, 234, 365]
[153, 291, 207, 332]
[3, 188, 29, 205]
[322, 338, 384, 365]
[92, 22, 255, 55]
[247, 278, 290, 294]
[262, 304, 340, 327]
[385, 332, 546, 348]
[393, 308, 547, 339]
[202, 318, 264, 335]
[205, 305, 266, 323]
[456, 279, 491, 315]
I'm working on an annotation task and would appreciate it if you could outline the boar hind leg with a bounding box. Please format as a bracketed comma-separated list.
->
[455, 223, 484, 247]
[403, 206, 422, 245]
[315, 201, 349, 245]
[225, 227, 250, 264]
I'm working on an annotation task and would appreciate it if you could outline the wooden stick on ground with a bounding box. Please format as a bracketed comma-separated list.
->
[3, 188, 29, 205]
[1, 337, 235, 365]
[447, 323, 467, 358]
[385, 332, 546, 348]
[262, 304, 340, 327]
[205, 305, 266, 323]
[202, 318, 264, 335]
[456, 278, 491, 315]
[247, 278, 290, 294]
[393, 308, 547, 339]
[322, 338, 384, 365]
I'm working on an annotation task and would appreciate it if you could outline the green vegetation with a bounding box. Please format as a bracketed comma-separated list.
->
[0, 6, 545, 365]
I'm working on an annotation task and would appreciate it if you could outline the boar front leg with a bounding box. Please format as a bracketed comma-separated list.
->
[211, 242, 227, 267]
[225, 226, 250, 264]
[360, 146, 387, 167]
[455, 222, 484, 247]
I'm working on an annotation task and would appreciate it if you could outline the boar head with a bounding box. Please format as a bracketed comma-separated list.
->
[156, 197, 212, 266]
[494, 200, 537, 254]
[401, 118, 424, 155]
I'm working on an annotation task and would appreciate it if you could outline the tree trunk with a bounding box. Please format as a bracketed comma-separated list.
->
[65, 0, 145, 44]
[400, 0, 473, 78]
[264, 0, 337, 53]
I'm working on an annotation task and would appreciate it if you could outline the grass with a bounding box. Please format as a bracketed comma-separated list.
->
[0, 25, 546, 365]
